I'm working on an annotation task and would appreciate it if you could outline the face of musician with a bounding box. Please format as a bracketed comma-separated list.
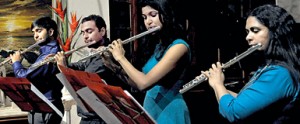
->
[142, 5, 162, 31]
[81, 20, 106, 45]
[245, 16, 270, 51]
[31, 26, 54, 42]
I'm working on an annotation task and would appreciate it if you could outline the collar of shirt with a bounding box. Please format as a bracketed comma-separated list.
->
[39, 40, 59, 54]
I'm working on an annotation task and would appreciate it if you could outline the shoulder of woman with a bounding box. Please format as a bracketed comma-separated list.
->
[172, 38, 187, 44]
[265, 65, 290, 77]
[170, 39, 189, 48]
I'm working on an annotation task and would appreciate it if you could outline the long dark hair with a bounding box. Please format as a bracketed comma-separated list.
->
[248, 4, 300, 83]
[136, 0, 187, 66]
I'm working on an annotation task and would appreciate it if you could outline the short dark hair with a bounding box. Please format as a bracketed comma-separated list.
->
[81, 14, 107, 37]
[31, 16, 58, 39]
[81, 14, 110, 46]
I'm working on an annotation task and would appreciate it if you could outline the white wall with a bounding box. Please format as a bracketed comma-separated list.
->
[67, 0, 110, 38]
[276, 0, 300, 23]
[53, 0, 110, 62]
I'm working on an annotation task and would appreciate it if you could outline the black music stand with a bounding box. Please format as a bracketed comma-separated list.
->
[56, 65, 156, 124]
[0, 77, 63, 123]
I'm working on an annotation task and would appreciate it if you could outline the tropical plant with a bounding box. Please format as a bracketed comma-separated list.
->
[49, 0, 81, 57]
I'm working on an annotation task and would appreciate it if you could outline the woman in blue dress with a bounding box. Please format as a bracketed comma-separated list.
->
[108, 0, 191, 123]
[202, 4, 300, 123]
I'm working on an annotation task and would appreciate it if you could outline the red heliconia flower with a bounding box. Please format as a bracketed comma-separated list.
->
[50, 0, 66, 22]
[70, 12, 80, 33]
[62, 36, 73, 52]
[49, 0, 81, 58]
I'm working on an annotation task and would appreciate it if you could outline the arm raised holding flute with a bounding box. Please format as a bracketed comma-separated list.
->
[199, 4, 300, 123]
[0, 39, 42, 67]
[107, 0, 191, 123]
[54, 14, 133, 124]
[10, 16, 64, 124]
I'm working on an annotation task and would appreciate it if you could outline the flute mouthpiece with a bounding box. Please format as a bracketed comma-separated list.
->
[89, 40, 97, 45]
[257, 43, 262, 47]
[152, 26, 161, 31]
[37, 39, 46, 44]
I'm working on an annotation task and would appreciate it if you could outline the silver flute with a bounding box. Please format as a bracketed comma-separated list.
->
[179, 43, 262, 94]
[0, 39, 45, 67]
[78, 26, 161, 62]
[29, 40, 97, 70]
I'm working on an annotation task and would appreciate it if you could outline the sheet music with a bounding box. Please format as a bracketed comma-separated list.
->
[55, 65, 155, 123]
[77, 87, 122, 124]
[30, 84, 63, 117]
[124, 91, 156, 123]
[77, 86, 156, 124]
[56, 73, 89, 113]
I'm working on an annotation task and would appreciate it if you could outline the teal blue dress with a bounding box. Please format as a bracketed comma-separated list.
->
[219, 65, 300, 123]
[142, 39, 191, 124]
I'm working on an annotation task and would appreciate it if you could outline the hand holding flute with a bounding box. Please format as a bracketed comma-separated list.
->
[107, 39, 126, 62]
[29, 40, 97, 70]
[179, 43, 262, 93]
[54, 51, 67, 67]
[53, 43, 104, 67]
[0, 39, 44, 67]
[10, 51, 23, 64]
[201, 62, 225, 90]
[78, 26, 161, 62]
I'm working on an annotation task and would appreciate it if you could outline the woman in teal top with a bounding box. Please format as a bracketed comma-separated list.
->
[202, 4, 300, 123]
[108, 0, 191, 123]
[142, 39, 191, 123]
